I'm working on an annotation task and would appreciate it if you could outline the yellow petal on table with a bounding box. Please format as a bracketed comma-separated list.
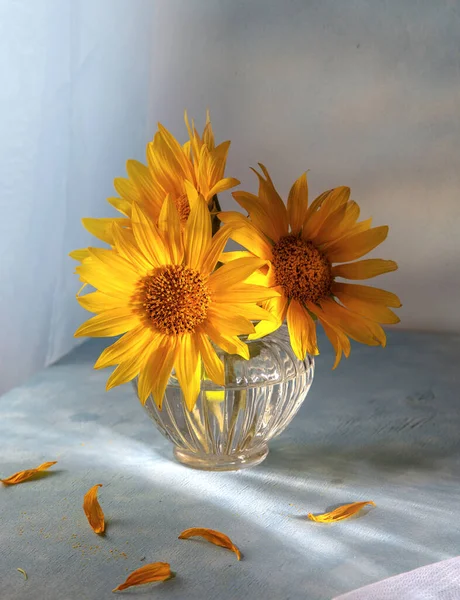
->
[112, 562, 172, 593]
[308, 501, 375, 523]
[83, 484, 105, 534]
[1, 461, 57, 485]
[178, 528, 242, 560]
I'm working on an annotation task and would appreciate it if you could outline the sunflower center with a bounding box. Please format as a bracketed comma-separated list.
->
[272, 235, 332, 303]
[141, 265, 210, 334]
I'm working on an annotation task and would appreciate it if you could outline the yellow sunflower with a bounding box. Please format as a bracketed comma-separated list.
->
[75, 112, 239, 252]
[219, 165, 401, 367]
[74, 193, 278, 410]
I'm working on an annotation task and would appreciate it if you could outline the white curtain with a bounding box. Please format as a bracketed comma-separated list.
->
[0, 0, 154, 394]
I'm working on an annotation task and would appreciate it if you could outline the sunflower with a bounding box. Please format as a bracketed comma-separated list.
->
[75, 112, 239, 253]
[74, 193, 278, 410]
[219, 165, 401, 367]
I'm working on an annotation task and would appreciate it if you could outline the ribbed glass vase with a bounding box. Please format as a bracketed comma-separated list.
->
[135, 325, 314, 471]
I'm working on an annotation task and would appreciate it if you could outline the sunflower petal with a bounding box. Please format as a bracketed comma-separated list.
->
[251, 164, 289, 238]
[83, 484, 105, 534]
[286, 300, 319, 360]
[247, 293, 288, 340]
[82, 218, 129, 245]
[107, 196, 132, 217]
[200, 225, 233, 275]
[106, 350, 149, 391]
[287, 172, 308, 234]
[320, 298, 383, 346]
[334, 291, 400, 324]
[196, 333, 225, 386]
[308, 501, 375, 523]
[185, 195, 211, 269]
[209, 257, 268, 290]
[175, 335, 201, 411]
[333, 282, 402, 307]
[208, 177, 240, 199]
[211, 284, 280, 304]
[324, 226, 389, 263]
[332, 259, 398, 280]
[158, 194, 184, 264]
[141, 339, 178, 408]
[77, 291, 124, 313]
[69, 248, 91, 262]
[179, 528, 241, 560]
[114, 177, 142, 205]
[111, 223, 153, 274]
[1, 461, 57, 485]
[75, 264, 127, 299]
[131, 203, 168, 267]
[112, 562, 172, 592]
[87, 248, 139, 284]
[219, 251, 254, 263]
[203, 323, 250, 360]
[94, 326, 154, 369]
[75, 308, 139, 338]
[218, 211, 273, 260]
[207, 308, 255, 336]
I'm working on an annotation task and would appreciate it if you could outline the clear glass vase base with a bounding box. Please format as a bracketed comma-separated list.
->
[174, 444, 269, 471]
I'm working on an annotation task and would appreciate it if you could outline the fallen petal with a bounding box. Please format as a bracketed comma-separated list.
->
[112, 562, 172, 592]
[1, 461, 57, 485]
[308, 501, 375, 523]
[17, 568, 28, 580]
[178, 527, 242, 560]
[83, 484, 105, 534]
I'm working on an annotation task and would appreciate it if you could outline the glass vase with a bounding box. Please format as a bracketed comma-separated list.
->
[135, 325, 314, 471]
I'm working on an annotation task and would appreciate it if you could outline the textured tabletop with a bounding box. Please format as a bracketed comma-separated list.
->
[1, 330, 459, 600]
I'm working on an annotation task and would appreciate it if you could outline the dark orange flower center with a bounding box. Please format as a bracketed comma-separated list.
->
[272, 235, 332, 303]
[141, 265, 210, 334]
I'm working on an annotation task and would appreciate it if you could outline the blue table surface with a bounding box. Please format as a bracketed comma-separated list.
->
[1, 330, 459, 600]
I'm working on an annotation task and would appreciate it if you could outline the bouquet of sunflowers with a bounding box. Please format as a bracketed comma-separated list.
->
[72, 112, 400, 412]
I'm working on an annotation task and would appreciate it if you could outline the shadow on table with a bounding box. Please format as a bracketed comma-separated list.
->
[262, 439, 460, 478]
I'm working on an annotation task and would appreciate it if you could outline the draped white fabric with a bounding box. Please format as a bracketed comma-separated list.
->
[0, 0, 154, 394]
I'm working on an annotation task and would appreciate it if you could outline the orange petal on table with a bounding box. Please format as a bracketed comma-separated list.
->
[112, 562, 172, 592]
[178, 527, 242, 560]
[83, 484, 105, 534]
[308, 501, 375, 523]
[1, 461, 57, 485]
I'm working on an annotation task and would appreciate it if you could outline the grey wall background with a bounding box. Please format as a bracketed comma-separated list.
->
[150, 0, 460, 333]
[0, 0, 155, 394]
